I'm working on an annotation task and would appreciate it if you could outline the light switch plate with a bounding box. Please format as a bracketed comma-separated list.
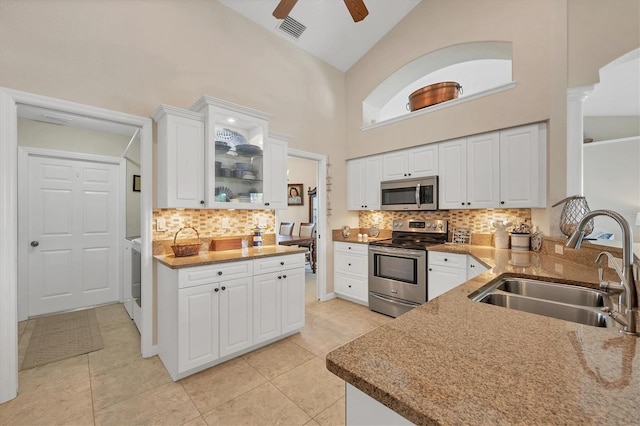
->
[156, 218, 166, 231]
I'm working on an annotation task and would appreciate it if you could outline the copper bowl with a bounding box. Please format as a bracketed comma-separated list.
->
[407, 82, 462, 112]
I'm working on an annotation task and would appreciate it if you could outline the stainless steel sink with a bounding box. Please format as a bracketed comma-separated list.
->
[495, 278, 606, 307]
[469, 277, 615, 328]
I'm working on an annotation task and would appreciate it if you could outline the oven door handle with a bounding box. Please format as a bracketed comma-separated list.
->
[370, 292, 420, 308]
[369, 246, 425, 259]
[415, 183, 421, 209]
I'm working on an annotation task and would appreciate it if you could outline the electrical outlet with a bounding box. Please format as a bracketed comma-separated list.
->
[221, 218, 230, 228]
[555, 244, 564, 255]
[258, 217, 267, 227]
[156, 218, 166, 231]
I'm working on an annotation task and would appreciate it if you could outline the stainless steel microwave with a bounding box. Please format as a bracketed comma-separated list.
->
[380, 176, 438, 211]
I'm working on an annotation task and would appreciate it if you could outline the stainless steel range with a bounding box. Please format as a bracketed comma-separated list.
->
[368, 219, 448, 317]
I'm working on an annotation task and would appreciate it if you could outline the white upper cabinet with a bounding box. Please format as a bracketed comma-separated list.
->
[382, 145, 438, 181]
[347, 155, 382, 210]
[263, 134, 288, 209]
[439, 123, 546, 210]
[499, 123, 547, 208]
[153, 105, 205, 208]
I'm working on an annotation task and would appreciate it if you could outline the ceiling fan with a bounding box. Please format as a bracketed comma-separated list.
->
[273, 0, 369, 23]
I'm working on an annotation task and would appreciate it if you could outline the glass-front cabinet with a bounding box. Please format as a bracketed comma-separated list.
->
[154, 96, 287, 210]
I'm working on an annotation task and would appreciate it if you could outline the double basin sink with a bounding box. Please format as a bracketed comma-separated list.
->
[469, 277, 615, 328]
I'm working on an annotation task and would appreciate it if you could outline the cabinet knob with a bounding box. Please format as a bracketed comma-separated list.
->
[408, 173, 411, 176]
[221, 286, 226, 291]
[467, 202, 471, 205]
[470, 264, 475, 268]
[283, 274, 287, 279]
[264, 202, 270, 206]
[348, 285, 352, 288]
[428, 268, 432, 271]
[218, 271, 223, 275]
[214, 288, 219, 292]
[200, 200, 205, 205]
[500, 201, 505, 205]
[278, 275, 282, 279]
[30, 241, 39, 247]
[348, 247, 351, 249]
[444, 258, 448, 262]
[461, 202, 465, 206]
[404, 173, 407, 177]
[348, 263, 351, 266]
[280, 261, 284, 266]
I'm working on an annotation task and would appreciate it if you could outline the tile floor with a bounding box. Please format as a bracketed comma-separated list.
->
[1, 273, 392, 425]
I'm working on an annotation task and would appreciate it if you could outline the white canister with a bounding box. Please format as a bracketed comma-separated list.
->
[510, 233, 531, 251]
[494, 230, 510, 249]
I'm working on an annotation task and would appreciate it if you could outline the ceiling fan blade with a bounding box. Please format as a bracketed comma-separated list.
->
[273, 0, 299, 19]
[343, 0, 369, 22]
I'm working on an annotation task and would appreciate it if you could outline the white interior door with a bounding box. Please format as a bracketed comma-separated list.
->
[27, 154, 120, 316]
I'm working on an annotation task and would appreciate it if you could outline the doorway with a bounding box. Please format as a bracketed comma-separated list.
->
[279, 148, 328, 303]
[19, 149, 122, 317]
[0, 88, 153, 404]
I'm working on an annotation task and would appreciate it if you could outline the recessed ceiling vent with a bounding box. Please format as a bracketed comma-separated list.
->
[277, 16, 306, 40]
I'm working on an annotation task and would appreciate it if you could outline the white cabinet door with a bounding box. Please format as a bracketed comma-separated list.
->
[264, 135, 288, 209]
[178, 283, 219, 372]
[347, 156, 382, 210]
[253, 272, 281, 345]
[408, 145, 438, 177]
[467, 257, 488, 280]
[427, 266, 467, 301]
[219, 277, 253, 357]
[466, 132, 500, 209]
[347, 158, 366, 210]
[499, 123, 546, 208]
[438, 138, 467, 209]
[122, 239, 133, 319]
[153, 105, 205, 208]
[281, 267, 305, 333]
[382, 151, 409, 181]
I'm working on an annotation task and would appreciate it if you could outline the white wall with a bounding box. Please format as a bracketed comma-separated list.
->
[277, 157, 318, 235]
[583, 138, 640, 242]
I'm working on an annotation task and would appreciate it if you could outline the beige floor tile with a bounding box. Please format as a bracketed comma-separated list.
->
[95, 303, 132, 330]
[99, 319, 140, 348]
[289, 318, 355, 356]
[202, 382, 310, 426]
[272, 358, 345, 418]
[88, 338, 143, 375]
[94, 381, 200, 426]
[181, 415, 208, 426]
[314, 396, 345, 426]
[0, 374, 93, 426]
[242, 338, 316, 380]
[180, 357, 267, 414]
[18, 355, 89, 394]
[304, 420, 321, 426]
[91, 355, 172, 412]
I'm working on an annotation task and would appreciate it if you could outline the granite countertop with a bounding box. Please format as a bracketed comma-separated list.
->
[326, 244, 640, 425]
[154, 245, 307, 269]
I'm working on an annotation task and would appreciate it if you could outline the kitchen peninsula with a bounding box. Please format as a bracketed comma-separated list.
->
[326, 244, 640, 425]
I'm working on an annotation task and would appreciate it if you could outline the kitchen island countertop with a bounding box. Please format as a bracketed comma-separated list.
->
[326, 244, 640, 425]
[154, 245, 307, 269]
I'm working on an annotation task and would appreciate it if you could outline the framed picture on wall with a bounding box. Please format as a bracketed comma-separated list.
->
[287, 183, 303, 206]
[133, 175, 141, 192]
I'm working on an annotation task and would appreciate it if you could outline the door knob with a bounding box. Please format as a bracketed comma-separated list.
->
[30, 241, 39, 247]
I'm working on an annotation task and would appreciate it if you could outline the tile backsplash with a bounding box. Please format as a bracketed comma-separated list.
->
[153, 209, 275, 241]
[359, 209, 532, 236]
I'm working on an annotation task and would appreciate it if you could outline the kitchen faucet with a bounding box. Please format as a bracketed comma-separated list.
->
[566, 210, 638, 336]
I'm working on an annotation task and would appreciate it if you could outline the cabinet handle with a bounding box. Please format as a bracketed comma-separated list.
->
[218, 271, 223, 275]
[221, 286, 226, 291]
[283, 274, 287, 279]
[280, 261, 284, 266]
[200, 200, 205, 205]
[214, 288, 219, 292]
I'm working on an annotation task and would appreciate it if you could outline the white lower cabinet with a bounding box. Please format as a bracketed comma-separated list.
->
[253, 255, 305, 345]
[333, 242, 369, 305]
[158, 253, 305, 381]
[428, 252, 489, 300]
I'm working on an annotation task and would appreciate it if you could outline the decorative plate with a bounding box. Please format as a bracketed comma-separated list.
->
[235, 144, 263, 156]
[214, 186, 233, 202]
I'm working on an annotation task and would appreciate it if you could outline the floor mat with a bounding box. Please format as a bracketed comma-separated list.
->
[21, 308, 104, 371]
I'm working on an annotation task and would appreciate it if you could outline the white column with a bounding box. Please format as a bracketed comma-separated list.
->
[566, 85, 594, 196]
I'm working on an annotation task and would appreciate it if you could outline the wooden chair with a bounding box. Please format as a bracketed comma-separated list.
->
[298, 223, 316, 271]
[279, 222, 294, 236]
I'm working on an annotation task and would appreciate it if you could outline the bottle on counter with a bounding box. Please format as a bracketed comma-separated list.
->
[253, 226, 263, 247]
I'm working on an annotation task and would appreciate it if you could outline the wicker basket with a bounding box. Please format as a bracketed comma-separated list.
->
[171, 227, 202, 257]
